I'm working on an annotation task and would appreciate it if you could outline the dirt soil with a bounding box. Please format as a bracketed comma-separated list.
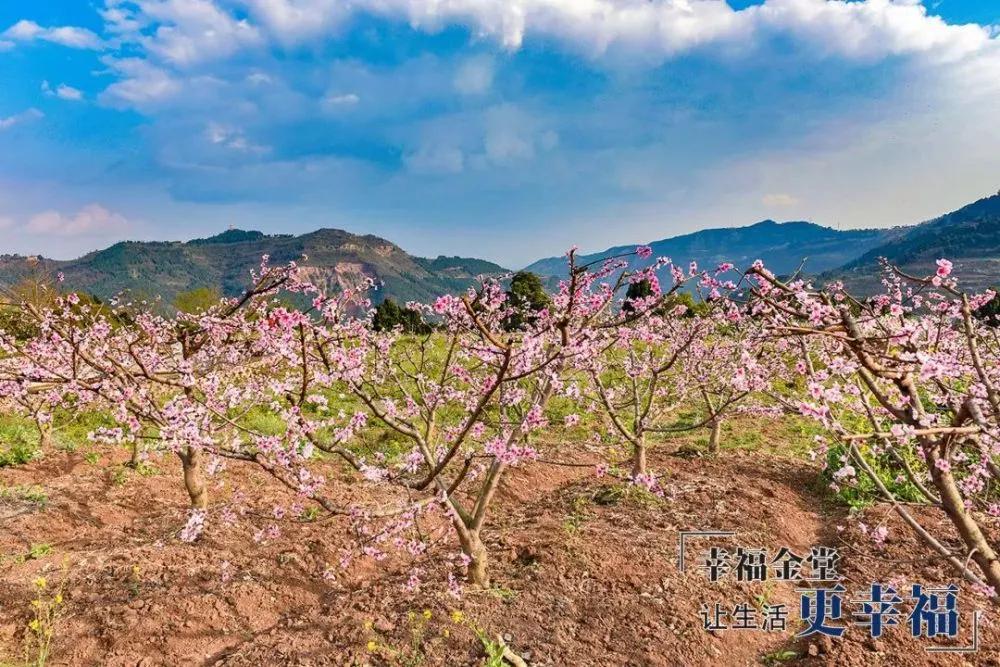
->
[1, 446, 998, 666]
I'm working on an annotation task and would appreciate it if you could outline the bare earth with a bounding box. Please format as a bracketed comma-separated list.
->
[1, 447, 997, 666]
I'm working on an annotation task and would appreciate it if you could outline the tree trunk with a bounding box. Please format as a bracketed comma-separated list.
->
[708, 419, 722, 455]
[932, 464, 1000, 593]
[127, 440, 141, 468]
[632, 433, 647, 477]
[180, 447, 208, 510]
[455, 521, 490, 587]
[36, 419, 52, 449]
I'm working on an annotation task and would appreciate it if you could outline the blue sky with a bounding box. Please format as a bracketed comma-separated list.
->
[1, 1, 999, 267]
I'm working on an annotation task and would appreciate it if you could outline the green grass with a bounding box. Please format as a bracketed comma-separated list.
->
[26, 543, 52, 560]
[239, 407, 288, 437]
[822, 442, 926, 510]
[50, 409, 118, 453]
[0, 331, 957, 522]
[0, 418, 40, 467]
[0, 484, 48, 507]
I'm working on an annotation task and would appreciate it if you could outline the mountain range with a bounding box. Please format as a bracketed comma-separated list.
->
[527, 191, 1000, 293]
[526, 220, 897, 278]
[832, 192, 1000, 293]
[1, 191, 998, 304]
[0, 228, 507, 307]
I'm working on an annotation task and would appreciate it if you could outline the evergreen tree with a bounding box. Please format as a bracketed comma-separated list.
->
[974, 287, 1000, 326]
[372, 298, 431, 334]
[503, 271, 551, 331]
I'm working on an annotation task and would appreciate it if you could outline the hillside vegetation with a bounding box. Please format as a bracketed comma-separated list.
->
[0, 228, 507, 308]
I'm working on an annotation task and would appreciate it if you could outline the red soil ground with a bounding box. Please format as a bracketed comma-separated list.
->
[1, 446, 997, 666]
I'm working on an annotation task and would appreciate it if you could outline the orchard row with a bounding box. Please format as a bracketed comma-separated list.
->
[1, 250, 998, 595]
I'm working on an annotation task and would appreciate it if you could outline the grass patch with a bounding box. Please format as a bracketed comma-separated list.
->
[0, 485, 49, 508]
[0, 418, 40, 467]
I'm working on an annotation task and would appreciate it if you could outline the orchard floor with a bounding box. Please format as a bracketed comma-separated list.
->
[1, 445, 998, 666]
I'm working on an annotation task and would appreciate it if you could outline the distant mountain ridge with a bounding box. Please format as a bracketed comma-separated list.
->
[525, 191, 1000, 294]
[525, 219, 896, 279]
[832, 192, 1000, 293]
[0, 228, 508, 307]
[4, 191, 998, 305]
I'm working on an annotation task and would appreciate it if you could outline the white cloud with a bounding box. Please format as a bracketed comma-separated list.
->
[0, 216, 13, 230]
[88, 0, 1000, 120]
[139, 0, 263, 67]
[484, 128, 534, 163]
[25, 204, 130, 236]
[0, 108, 43, 131]
[246, 71, 273, 85]
[2, 19, 103, 50]
[483, 104, 556, 165]
[205, 122, 269, 153]
[194, 0, 994, 65]
[100, 58, 183, 108]
[42, 81, 85, 101]
[94, 0, 998, 70]
[242, 0, 353, 45]
[100, 0, 148, 36]
[751, 0, 991, 63]
[454, 56, 494, 95]
[56, 84, 84, 101]
[761, 193, 799, 208]
[405, 145, 465, 174]
[6, 20, 48, 40]
[0, 40, 14, 51]
[321, 92, 360, 109]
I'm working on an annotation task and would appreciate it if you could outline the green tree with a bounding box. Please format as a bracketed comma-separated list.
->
[667, 291, 709, 317]
[974, 287, 1000, 326]
[0, 265, 62, 340]
[503, 271, 551, 331]
[174, 287, 222, 314]
[622, 279, 708, 316]
[622, 279, 654, 314]
[372, 298, 431, 334]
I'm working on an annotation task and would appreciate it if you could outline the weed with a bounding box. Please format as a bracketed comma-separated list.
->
[135, 461, 159, 477]
[0, 485, 48, 508]
[488, 586, 518, 602]
[22, 566, 68, 667]
[299, 506, 321, 522]
[364, 608, 435, 667]
[110, 467, 128, 486]
[126, 565, 142, 598]
[448, 610, 522, 667]
[761, 648, 798, 665]
[27, 544, 52, 561]
[562, 494, 591, 536]
[592, 482, 664, 508]
[0, 421, 40, 467]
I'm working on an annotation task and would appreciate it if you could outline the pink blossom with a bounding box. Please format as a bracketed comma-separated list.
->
[179, 509, 206, 543]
